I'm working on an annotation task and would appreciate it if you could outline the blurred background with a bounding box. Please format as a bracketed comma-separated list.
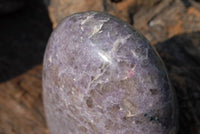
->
[0, 0, 200, 134]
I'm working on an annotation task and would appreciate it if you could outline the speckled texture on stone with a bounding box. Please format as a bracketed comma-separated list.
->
[43, 11, 178, 134]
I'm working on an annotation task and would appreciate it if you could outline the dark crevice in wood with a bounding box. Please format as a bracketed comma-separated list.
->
[110, 0, 122, 3]
[181, 0, 192, 7]
[103, 0, 109, 11]
[194, 0, 200, 3]
[128, 11, 134, 25]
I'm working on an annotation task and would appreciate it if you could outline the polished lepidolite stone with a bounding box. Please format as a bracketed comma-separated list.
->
[43, 11, 178, 134]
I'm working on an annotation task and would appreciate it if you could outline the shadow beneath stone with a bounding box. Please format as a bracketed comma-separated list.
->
[155, 32, 200, 134]
[0, 0, 25, 14]
[43, 0, 51, 6]
[0, 0, 52, 82]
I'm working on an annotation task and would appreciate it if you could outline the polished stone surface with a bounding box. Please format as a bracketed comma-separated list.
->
[43, 11, 177, 134]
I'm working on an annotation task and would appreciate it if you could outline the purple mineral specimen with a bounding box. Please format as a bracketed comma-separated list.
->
[43, 11, 178, 134]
